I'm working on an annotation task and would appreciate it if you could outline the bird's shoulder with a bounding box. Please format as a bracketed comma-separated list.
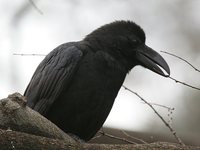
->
[42, 42, 83, 67]
[76, 41, 128, 73]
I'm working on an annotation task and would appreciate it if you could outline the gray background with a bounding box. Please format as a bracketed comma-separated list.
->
[0, 0, 199, 144]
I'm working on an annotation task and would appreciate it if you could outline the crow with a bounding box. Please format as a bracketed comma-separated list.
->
[24, 20, 170, 141]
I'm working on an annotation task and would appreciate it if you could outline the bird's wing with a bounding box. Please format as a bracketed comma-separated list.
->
[24, 44, 83, 115]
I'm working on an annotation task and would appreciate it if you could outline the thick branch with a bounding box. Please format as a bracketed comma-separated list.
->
[0, 128, 196, 150]
[0, 128, 81, 150]
[0, 93, 74, 142]
[0, 93, 196, 149]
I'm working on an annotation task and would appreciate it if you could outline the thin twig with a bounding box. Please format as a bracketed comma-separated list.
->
[99, 130, 137, 144]
[121, 130, 147, 144]
[161, 51, 200, 73]
[29, 0, 43, 15]
[122, 85, 185, 146]
[91, 134, 103, 140]
[161, 51, 200, 90]
[169, 76, 200, 90]
[142, 102, 174, 111]
[13, 53, 46, 56]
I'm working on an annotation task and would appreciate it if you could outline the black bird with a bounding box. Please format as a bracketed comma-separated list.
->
[24, 21, 170, 141]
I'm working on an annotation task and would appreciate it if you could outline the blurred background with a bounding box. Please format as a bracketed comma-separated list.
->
[0, 0, 200, 145]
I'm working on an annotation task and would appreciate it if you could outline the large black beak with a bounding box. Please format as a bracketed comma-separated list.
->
[136, 45, 170, 77]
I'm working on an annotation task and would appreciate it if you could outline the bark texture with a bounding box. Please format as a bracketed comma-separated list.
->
[0, 93, 198, 150]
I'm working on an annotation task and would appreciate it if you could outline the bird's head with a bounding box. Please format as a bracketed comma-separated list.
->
[84, 21, 170, 77]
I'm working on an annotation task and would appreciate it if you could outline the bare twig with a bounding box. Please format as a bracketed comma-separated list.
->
[140, 102, 174, 125]
[99, 130, 137, 144]
[122, 85, 185, 146]
[92, 129, 145, 144]
[121, 130, 147, 144]
[167, 108, 173, 125]
[13, 53, 46, 56]
[161, 51, 200, 90]
[161, 51, 200, 73]
[29, 0, 43, 15]
[142, 102, 174, 111]
[169, 76, 200, 90]
[91, 134, 103, 140]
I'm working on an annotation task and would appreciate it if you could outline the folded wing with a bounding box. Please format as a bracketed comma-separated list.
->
[24, 44, 83, 115]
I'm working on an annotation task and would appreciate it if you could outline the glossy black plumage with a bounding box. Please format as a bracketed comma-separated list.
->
[24, 21, 170, 141]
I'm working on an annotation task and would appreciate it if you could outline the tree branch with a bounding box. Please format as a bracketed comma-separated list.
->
[0, 128, 196, 150]
[122, 86, 185, 147]
[169, 76, 200, 90]
[28, 0, 43, 15]
[161, 51, 200, 73]
[0, 93, 196, 149]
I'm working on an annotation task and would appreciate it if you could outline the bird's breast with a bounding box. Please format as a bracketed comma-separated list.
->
[46, 51, 127, 140]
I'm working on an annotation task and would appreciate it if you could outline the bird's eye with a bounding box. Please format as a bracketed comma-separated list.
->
[126, 37, 140, 47]
[132, 39, 139, 44]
